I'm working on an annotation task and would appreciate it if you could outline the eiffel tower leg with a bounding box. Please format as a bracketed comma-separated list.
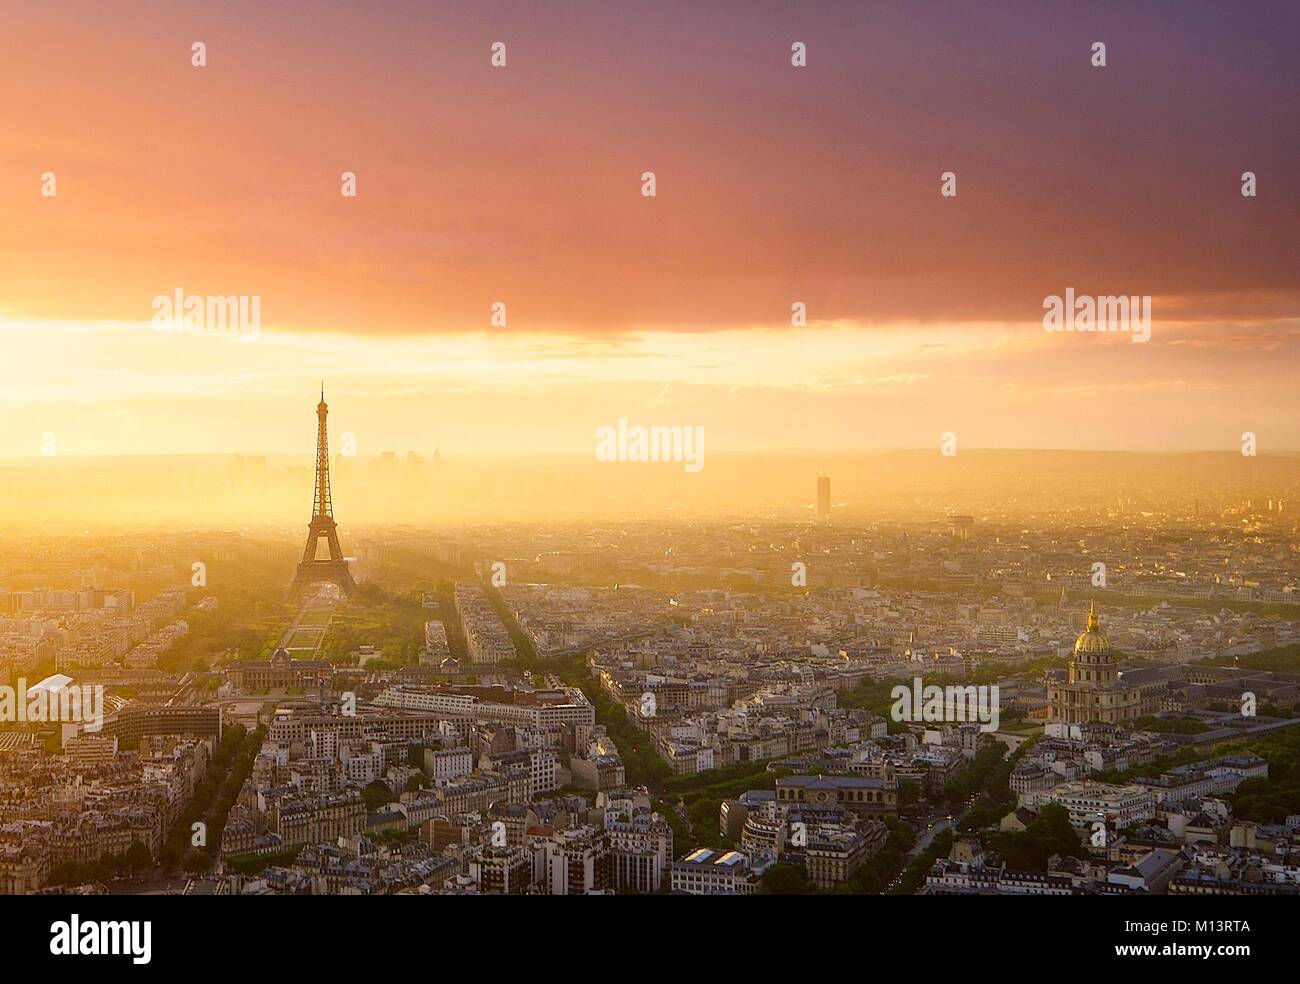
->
[301, 526, 323, 563]
[288, 562, 357, 603]
[326, 526, 345, 562]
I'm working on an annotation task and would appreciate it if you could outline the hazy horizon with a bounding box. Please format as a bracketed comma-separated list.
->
[3, 446, 1296, 531]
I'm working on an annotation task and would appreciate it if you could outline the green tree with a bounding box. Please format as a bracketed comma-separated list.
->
[183, 849, 214, 874]
[758, 863, 813, 895]
[126, 840, 153, 873]
[988, 802, 1082, 870]
[362, 780, 394, 812]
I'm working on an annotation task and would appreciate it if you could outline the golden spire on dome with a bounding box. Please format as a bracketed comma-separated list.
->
[1087, 599, 1098, 631]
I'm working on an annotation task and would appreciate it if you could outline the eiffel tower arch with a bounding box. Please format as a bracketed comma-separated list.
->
[288, 385, 359, 603]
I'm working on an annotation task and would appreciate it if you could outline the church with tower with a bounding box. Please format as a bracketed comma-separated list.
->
[1047, 601, 1143, 725]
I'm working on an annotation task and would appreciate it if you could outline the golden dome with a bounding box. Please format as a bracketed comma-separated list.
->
[1074, 600, 1112, 655]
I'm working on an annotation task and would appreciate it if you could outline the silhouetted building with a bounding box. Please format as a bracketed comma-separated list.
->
[817, 475, 831, 520]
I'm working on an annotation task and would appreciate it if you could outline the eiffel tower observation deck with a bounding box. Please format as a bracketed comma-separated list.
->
[288, 385, 358, 602]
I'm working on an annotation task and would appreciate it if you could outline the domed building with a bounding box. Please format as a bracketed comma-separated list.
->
[1047, 601, 1141, 725]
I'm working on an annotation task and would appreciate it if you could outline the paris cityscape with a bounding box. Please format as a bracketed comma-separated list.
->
[1, 0, 1297, 966]
[2, 388, 1298, 901]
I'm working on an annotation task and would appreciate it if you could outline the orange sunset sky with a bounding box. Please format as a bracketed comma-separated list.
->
[0, 0, 1297, 458]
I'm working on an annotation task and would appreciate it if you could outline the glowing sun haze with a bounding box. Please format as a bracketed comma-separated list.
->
[1, 0, 1296, 456]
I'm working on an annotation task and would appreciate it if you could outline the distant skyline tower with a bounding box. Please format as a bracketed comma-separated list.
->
[950, 515, 974, 541]
[288, 385, 358, 602]
[816, 475, 831, 520]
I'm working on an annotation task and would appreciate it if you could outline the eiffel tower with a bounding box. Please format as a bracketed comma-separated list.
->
[288, 385, 358, 602]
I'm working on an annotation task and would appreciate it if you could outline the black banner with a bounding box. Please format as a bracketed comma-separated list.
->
[2, 894, 1281, 970]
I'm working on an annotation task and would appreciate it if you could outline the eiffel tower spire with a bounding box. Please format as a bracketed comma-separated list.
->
[288, 385, 357, 602]
[313, 385, 333, 519]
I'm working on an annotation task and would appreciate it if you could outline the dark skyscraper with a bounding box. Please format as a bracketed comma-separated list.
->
[816, 475, 831, 520]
